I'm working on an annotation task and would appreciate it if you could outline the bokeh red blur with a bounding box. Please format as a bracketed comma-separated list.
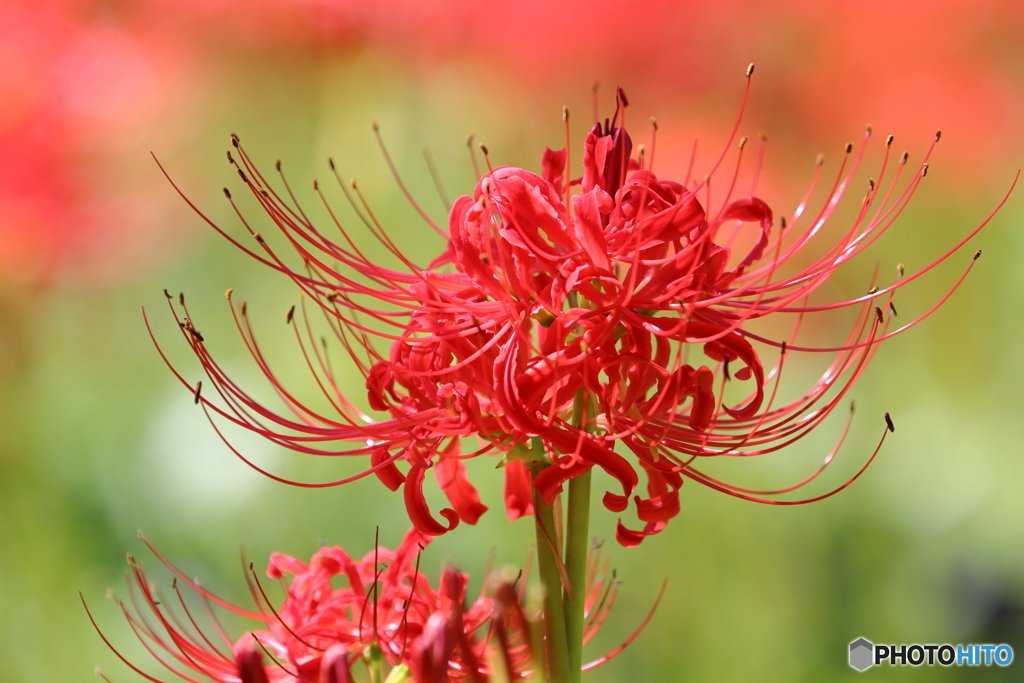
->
[3, 0, 1023, 285]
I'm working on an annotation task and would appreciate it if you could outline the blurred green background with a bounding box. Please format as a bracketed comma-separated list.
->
[3, 1, 1024, 681]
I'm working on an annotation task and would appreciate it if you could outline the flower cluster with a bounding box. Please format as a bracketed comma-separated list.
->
[86, 532, 633, 683]
[153, 82, 1002, 548]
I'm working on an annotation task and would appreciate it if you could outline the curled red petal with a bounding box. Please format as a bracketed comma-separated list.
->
[404, 464, 460, 536]
[546, 429, 639, 509]
[542, 147, 567, 197]
[534, 456, 593, 506]
[371, 446, 406, 492]
[614, 519, 667, 548]
[266, 552, 307, 580]
[434, 454, 488, 525]
[503, 458, 534, 521]
[719, 196, 773, 272]
[634, 490, 680, 523]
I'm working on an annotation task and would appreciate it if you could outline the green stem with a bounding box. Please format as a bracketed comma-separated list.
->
[365, 643, 384, 683]
[563, 469, 591, 683]
[383, 664, 411, 683]
[529, 459, 571, 683]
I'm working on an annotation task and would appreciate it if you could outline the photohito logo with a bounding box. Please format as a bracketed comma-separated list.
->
[848, 638, 1013, 671]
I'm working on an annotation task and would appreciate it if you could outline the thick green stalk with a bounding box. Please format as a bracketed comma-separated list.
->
[365, 643, 384, 683]
[529, 458, 572, 683]
[563, 389, 592, 683]
[563, 469, 591, 683]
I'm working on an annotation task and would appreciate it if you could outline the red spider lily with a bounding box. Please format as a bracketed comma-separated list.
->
[85, 531, 491, 682]
[151, 72, 1014, 546]
[84, 533, 646, 682]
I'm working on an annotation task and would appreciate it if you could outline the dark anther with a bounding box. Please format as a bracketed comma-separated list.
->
[900, 151, 909, 164]
[884, 413, 895, 433]
[223, 188, 231, 199]
[237, 169, 249, 183]
[480, 143, 490, 155]
[179, 292, 185, 306]
[226, 151, 235, 164]
[974, 249, 983, 261]
[886, 135, 894, 146]
[328, 157, 336, 170]
[850, 400, 856, 413]
[275, 160, 282, 171]
[889, 302, 898, 316]
[616, 86, 629, 107]
[780, 340, 787, 355]
[163, 289, 172, 299]
[723, 354, 731, 381]
[935, 130, 942, 142]
[874, 306, 884, 324]
[286, 306, 295, 324]
[845, 142, 854, 153]
[194, 381, 202, 405]
[230, 133, 240, 147]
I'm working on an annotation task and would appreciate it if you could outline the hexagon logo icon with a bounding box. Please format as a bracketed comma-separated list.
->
[849, 638, 874, 671]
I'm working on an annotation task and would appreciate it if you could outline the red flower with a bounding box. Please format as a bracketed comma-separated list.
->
[153, 76, 1012, 545]
[85, 533, 640, 682]
[86, 531, 489, 682]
